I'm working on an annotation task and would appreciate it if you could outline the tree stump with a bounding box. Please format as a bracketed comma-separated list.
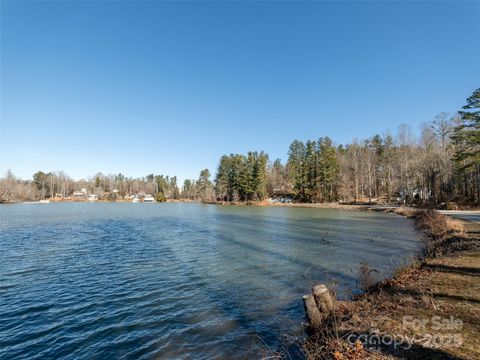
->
[303, 294, 323, 327]
[313, 284, 334, 319]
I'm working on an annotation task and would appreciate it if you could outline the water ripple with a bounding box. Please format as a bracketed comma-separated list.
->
[0, 203, 422, 359]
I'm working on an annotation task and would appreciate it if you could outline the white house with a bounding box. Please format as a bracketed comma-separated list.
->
[143, 195, 155, 203]
[73, 188, 88, 197]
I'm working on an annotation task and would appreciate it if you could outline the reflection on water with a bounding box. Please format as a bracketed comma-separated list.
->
[0, 203, 422, 359]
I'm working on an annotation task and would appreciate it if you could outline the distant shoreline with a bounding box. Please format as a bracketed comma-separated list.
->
[4, 199, 376, 210]
[4, 199, 479, 212]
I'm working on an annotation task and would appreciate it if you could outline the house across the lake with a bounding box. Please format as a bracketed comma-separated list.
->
[143, 195, 155, 203]
[73, 188, 87, 197]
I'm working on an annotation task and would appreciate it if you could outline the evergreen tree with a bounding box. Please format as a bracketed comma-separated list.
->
[452, 88, 480, 201]
[249, 151, 268, 200]
[452, 88, 480, 170]
[155, 175, 169, 200]
[170, 176, 180, 199]
[181, 179, 195, 200]
[317, 137, 339, 202]
[229, 154, 246, 201]
[304, 140, 317, 202]
[197, 169, 214, 202]
[240, 153, 255, 201]
[287, 140, 307, 201]
[215, 155, 231, 201]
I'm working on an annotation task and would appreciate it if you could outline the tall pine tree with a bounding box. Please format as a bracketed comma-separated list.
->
[452, 88, 480, 201]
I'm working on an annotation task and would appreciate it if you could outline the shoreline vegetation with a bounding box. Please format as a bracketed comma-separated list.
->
[298, 209, 480, 360]
[1, 89, 479, 207]
[6, 199, 479, 213]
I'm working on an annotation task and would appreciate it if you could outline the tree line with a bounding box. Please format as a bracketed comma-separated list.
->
[1, 88, 478, 206]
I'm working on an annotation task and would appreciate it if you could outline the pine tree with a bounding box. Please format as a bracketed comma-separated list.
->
[317, 137, 339, 202]
[287, 140, 307, 201]
[304, 140, 317, 202]
[452, 88, 480, 201]
[215, 155, 231, 201]
[452, 88, 480, 170]
[251, 151, 268, 200]
[197, 169, 214, 202]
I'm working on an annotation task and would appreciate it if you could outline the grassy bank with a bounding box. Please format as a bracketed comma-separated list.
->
[208, 200, 479, 212]
[302, 209, 480, 360]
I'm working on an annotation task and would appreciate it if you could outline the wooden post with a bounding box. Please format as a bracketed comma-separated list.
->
[312, 284, 333, 319]
[303, 294, 323, 327]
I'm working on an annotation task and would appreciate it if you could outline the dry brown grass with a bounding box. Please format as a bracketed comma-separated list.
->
[445, 217, 465, 234]
[415, 210, 475, 256]
[392, 255, 422, 279]
[327, 247, 480, 359]
[416, 209, 451, 240]
[303, 336, 384, 360]
[302, 210, 480, 359]
[302, 308, 390, 360]
[393, 207, 418, 218]
[415, 209, 463, 238]
[357, 262, 380, 293]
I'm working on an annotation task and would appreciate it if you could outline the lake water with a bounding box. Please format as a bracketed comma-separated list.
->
[0, 203, 422, 359]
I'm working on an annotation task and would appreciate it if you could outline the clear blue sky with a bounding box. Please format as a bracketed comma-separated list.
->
[1, 1, 479, 183]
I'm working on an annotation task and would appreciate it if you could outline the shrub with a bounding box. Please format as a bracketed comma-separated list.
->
[155, 192, 166, 202]
[416, 209, 467, 256]
[394, 207, 418, 218]
[416, 209, 449, 240]
[416, 209, 462, 235]
[358, 262, 379, 293]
